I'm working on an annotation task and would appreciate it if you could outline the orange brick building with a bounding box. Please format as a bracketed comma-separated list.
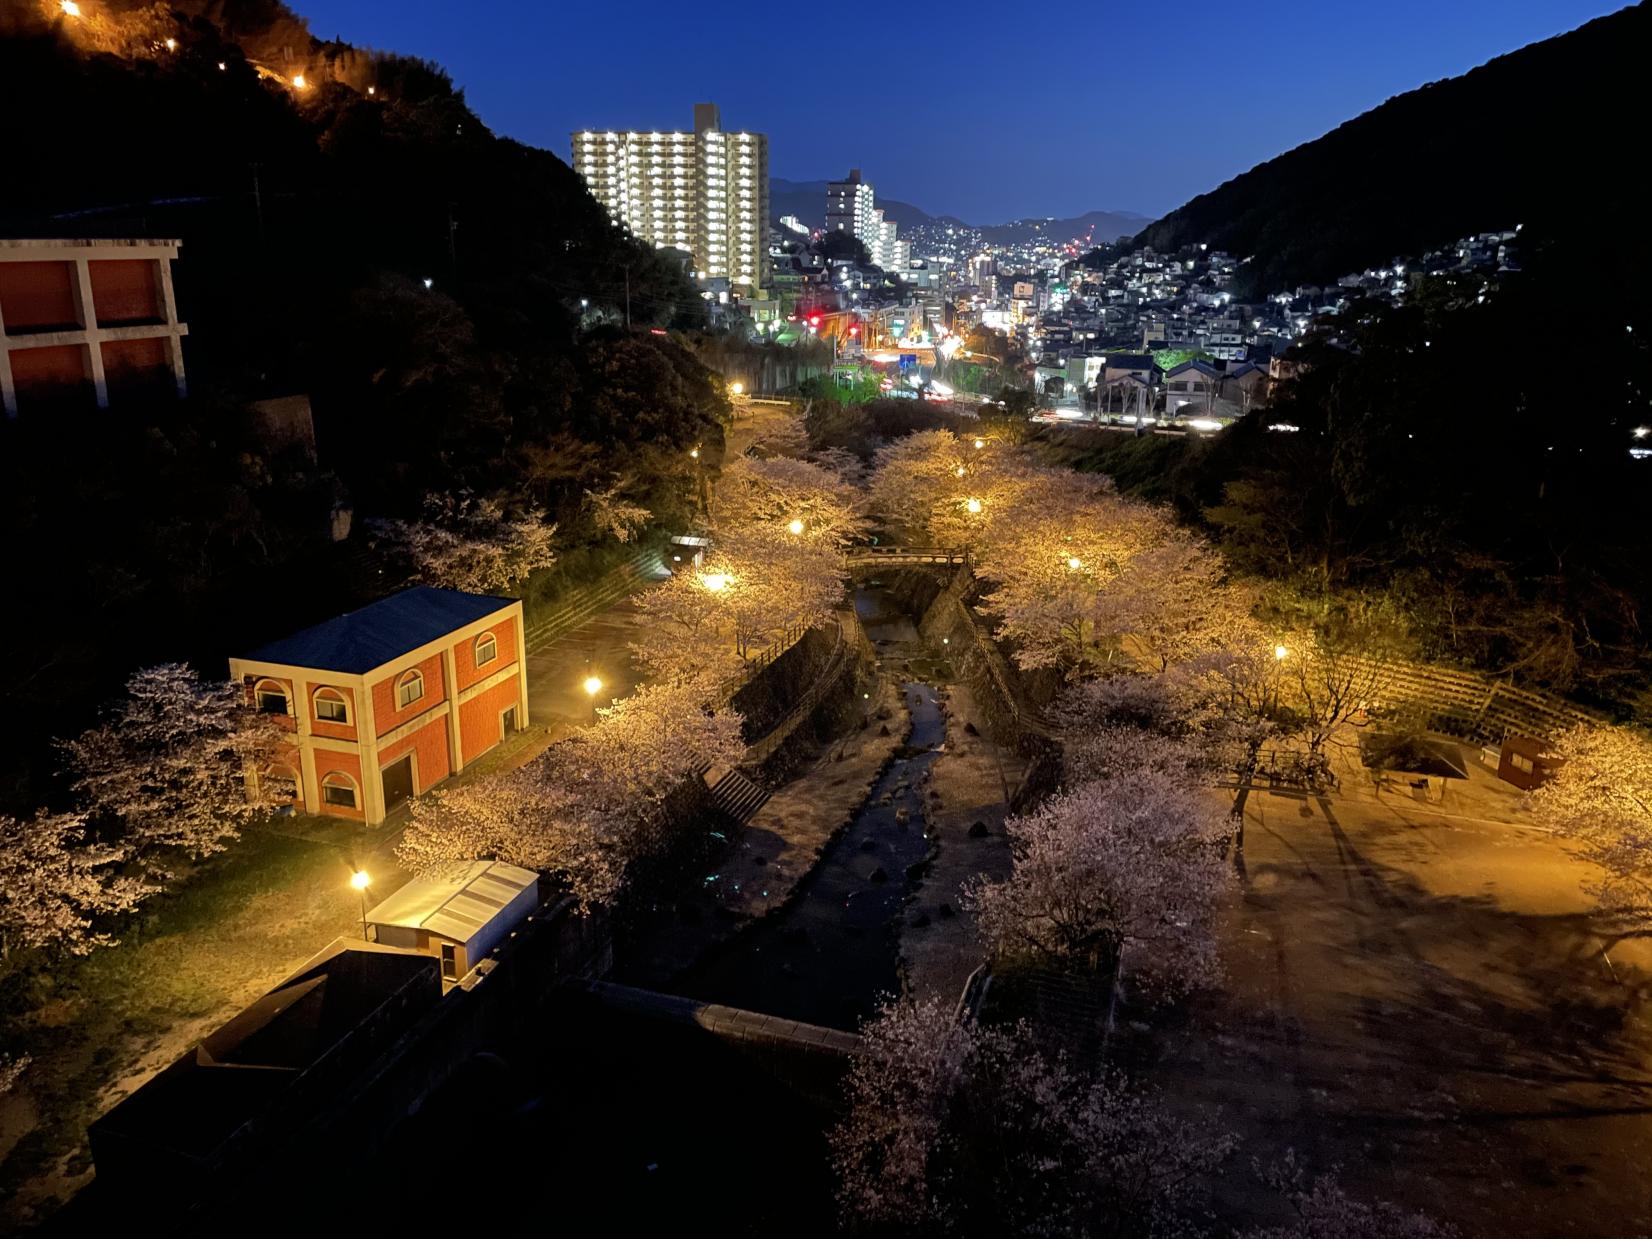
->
[229, 587, 528, 824]
[1, 238, 189, 416]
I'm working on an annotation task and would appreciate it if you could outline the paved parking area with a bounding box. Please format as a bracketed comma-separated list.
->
[1132, 761, 1652, 1236]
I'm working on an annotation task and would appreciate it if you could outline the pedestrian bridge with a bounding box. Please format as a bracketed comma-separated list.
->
[845, 546, 969, 569]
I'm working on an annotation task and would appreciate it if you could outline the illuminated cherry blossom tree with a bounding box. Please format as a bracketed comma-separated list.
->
[369, 491, 556, 593]
[713, 454, 866, 548]
[966, 765, 1232, 995]
[831, 997, 1235, 1236]
[584, 477, 651, 544]
[867, 430, 1038, 547]
[1528, 721, 1652, 927]
[1096, 532, 1263, 672]
[64, 664, 284, 874]
[398, 681, 742, 905]
[0, 810, 147, 961]
[1245, 1152, 1457, 1238]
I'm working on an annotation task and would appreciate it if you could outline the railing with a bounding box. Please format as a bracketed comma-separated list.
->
[845, 546, 970, 568]
[740, 613, 860, 767]
[1338, 654, 1603, 744]
[711, 616, 818, 707]
[523, 547, 662, 652]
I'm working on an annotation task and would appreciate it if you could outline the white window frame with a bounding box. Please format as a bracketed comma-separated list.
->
[313, 687, 350, 724]
[320, 772, 359, 808]
[396, 669, 425, 709]
[254, 678, 290, 715]
[474, 632, 498, 668]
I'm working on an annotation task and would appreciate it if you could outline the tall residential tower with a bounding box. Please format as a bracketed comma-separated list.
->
[571, 103, 769, 293]
[825, 169, 909, 273]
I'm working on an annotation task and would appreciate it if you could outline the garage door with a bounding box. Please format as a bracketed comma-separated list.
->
[382, 755, 415, 812]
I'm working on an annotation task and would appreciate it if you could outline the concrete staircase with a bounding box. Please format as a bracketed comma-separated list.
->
[703, 765, 772, 826]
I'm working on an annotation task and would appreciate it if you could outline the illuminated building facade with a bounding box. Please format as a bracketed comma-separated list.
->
[571, 103, 769, 293]
[0, 238, 188, 417]
[826, 170, 908, 272]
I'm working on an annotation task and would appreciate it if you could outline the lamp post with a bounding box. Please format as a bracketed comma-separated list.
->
[787, 518, 805, 536]
[350, 870, 371, 941]
[583, 673, 603, 723]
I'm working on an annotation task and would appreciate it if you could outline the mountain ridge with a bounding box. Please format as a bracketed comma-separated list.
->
[769, 177, 1147, 244]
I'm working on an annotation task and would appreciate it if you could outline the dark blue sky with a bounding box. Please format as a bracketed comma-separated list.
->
[294, 0, 1622, 223]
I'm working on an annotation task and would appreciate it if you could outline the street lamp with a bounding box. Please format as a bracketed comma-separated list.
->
[700, 572, 729, 593]
[973, 438, 986, 450]
[787, 518, 805, 536]
[965, 497, 983, 515]
[1274, 644, 1289, 661]
[583, 674, 603, 722]
[689, 447, 700, 460]
[730, 382, 745, 396]
[350, 870, 371, 941]
[1067, 556, 1083, 570]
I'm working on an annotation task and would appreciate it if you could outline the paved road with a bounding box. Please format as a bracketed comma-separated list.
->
[523, 593, 650, 737]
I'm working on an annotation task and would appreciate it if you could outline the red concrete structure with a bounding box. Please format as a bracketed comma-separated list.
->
[229, 588, 528, 824]
[0, 238, 188, 416]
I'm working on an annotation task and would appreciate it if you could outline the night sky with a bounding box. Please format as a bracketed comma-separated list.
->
[293, 0, 1624, 223]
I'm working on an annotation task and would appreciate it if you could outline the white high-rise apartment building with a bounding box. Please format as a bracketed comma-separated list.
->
[571, 103, 769, 292]
[826, 169, 908, 273]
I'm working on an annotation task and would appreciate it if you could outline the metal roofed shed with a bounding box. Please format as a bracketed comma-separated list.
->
[367, 860, 542, 983]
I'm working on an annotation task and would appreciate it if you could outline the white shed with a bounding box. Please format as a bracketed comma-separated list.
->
[366, 860, 540, 982]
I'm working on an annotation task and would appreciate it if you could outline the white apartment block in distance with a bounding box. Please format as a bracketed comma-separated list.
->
[571, 103, 769, 293]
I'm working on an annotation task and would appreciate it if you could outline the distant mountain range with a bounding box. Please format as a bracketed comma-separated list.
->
[769, 178, 1148, 246]
[1125, 2, 1647, 296]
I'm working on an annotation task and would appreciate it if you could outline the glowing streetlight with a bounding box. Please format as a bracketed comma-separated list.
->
[787, 518, 805, 536]
[973, 438, 985, 450]
[583, 674, 603, 698]
[954, 465, 966, 478]
[1066, 556, 1083, 570]
[1635, 426, 1650, 440]
[60, 0, 80, 16]
[965, 497, 983, 515]
[217, 61, 226, 71]
[689, 447, 700, 460]
[1274, 644, 1289, 661]
[367, 85, 376, 96]
[291, 73, 307, 89]
[163, 37, 177, 51]
[700, 572, 729, 593]
[350, 870, 371, 941]
[730, 382, 744, 396]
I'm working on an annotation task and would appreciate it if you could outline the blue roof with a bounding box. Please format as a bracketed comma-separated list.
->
[240, 587, 514, 675]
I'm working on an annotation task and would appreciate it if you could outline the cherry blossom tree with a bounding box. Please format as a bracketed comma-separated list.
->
[632, 522, 843, 682]
[368, 490, 556, 593]
[1245, 1153, 1457, 1238]
[975, 474, 1164, 675]
[713, 454, 865, 548]
[831, 997, 1235, 1237]
[0, 810, 148, 961]
[64, 664, 284, 875]
[0, 1054, 29, 1096]
[867, 430, 1038, 547]
[1097, 532, 1263, 672]
[1527, 722, 1652, 927]
[966, 765, 1232, 995]
[398, 681, 742, 905]
[584, 477, 651, 544]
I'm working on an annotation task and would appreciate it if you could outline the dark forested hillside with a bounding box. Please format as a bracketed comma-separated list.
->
[0, 6, 730, 807]
[1123, 3, 1647, 297]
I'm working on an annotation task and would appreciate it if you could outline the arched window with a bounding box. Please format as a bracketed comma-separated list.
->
[395, 669, 425, 709]
[313, 687, 350, 724]
[263, 766, 300, 804]
[474, 632, 498, 667]
[254, 678, 289, 715]
[321, 771, 358, 809]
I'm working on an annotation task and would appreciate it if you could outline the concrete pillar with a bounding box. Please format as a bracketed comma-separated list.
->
[69, 256, 108, 408]
[292, 675, 318, 814]
[154, 255, 187, 399]
[359, 676, 385, 824]
[441, 645, 464, 771]
[513, 609, 530, 728]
